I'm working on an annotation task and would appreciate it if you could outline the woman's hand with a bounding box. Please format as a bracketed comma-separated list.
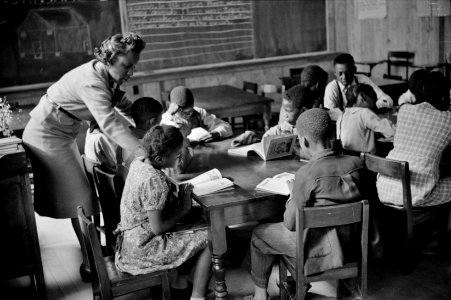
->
[178, 183, 193, 215]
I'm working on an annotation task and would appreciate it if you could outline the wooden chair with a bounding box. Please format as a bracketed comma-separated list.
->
[231, 81, 259, 130]
[77, 206, 171, 300]
[383, 51, 415, 81]
[361, 153, 451, 272]
[160, 91, 171, 111]
[93, 165, 124, 256]
[81, 154, 102, 237]
[279, 200, 369, 300]
[261, 84, 285, 126]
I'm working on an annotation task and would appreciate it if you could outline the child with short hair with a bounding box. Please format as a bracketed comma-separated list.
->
[161, 86, 233, 142]
[117, 97, 164, 176]
[115, 125, 211, 300]
[324, 53, 393, 121]
[337, 84, 395, 155]
[263, 85, 314, 138]
[398, 69, 428, 106]
[248, 109, 367, 300]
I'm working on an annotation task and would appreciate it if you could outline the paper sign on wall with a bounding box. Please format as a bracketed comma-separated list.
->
[417, 0, 451, 17]
[358, 0, 387, 20]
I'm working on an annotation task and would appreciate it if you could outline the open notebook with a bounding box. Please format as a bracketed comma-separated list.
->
[187, 127, 210, 143]
[228, 134, 297, 161]
[181, 168, 234, 196]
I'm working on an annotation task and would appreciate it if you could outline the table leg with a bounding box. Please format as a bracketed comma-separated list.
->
[263, 103, 271, 131]
[207, 209, 228, 299]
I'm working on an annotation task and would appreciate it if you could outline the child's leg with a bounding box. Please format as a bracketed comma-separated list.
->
[191, 246, 212, 298]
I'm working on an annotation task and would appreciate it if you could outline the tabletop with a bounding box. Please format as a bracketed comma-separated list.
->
[183, 138, 304, 209]
[191, 85, 273, 111]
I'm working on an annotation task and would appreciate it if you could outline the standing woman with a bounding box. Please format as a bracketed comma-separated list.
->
[22, 32, 145, 281]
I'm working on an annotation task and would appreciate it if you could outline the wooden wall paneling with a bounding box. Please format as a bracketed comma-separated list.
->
[141, 82, 161, 101]
[333, 0, 349, 53]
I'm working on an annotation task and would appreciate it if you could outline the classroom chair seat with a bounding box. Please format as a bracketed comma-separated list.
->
[279, 200, 369, 300]
[77, 206, 172, 300]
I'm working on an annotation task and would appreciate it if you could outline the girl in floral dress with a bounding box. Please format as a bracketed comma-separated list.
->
[115, 125, 211, 300]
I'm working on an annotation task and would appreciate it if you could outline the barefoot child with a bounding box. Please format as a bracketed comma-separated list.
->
[115, 125, 211, 300]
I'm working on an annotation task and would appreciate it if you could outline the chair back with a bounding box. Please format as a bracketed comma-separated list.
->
[77, 206, 113, 299]
[160, 91, 171, 111]
[82, 154, 101, 197]
[93, 166, 122, 255]
[293, 200, 369, 299]
[361, 153, 413, 245]
[290, 67, 304, 78]
[242, 81, 258, 94]
[386, 51, 415, 81]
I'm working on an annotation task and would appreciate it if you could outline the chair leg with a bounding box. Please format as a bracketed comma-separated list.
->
[279, 259, 288, 300]
[161, 274, 172, 300]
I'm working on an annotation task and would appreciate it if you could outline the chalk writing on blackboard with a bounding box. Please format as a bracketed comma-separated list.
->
[124, 0, 254, 70]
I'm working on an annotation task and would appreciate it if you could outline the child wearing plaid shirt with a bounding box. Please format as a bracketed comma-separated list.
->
[377, 72, 451, 207]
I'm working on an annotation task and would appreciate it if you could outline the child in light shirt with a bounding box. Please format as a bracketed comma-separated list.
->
[337, 84, 395, 155]
[161, 86, 233, 142]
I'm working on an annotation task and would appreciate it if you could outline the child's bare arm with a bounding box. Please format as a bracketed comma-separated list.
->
[146, 184, 193, 235]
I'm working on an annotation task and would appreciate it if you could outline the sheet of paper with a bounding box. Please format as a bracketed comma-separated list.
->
[184, 168, 222, 186]
[193, 178, 234, 196]
[187, 127, 210, 142]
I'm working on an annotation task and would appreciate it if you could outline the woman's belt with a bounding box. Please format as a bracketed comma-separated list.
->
[46, 94, 82, 122]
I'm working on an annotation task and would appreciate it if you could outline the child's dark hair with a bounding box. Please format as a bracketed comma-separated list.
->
[419, 71, 450, 111]
[284, 85, 314, 110]
[333, 53, 355, 67]
[408, 69, 428, 96]
[131, 97, 163, 124]
[296, 108, 332, 144]
[345, 84, 377, 107]
[142, 125, 184, 162]
[300, 65, 329, 87]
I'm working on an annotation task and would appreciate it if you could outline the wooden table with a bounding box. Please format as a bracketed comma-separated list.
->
[184, 139, 304, 299]
[191, 85, 274, 130]
[369, 77, 407, 105]
[0, 149, 46, 299]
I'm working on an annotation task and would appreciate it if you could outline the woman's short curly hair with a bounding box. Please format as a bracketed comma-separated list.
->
[142, 125, 184, 162]
[94, 32, 146, 65]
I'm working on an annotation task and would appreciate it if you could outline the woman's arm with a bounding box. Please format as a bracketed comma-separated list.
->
[146, 184, 193, 235]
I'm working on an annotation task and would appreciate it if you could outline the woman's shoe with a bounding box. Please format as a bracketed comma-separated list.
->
[79, 263, 91, 282]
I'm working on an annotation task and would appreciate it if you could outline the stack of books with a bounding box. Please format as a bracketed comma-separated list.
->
[0, 136, 22, 156]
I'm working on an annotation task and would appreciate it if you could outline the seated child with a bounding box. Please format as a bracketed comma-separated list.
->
[377, 71, 451, 207]
[84, 120, 117, 170]
[116, 97, 164, 180]
[324, 53, 393, 121]
[337, 84, 395, 155]
[398, 69, 428, 106]
[115, 125, 211, 300]
[248, 108, 367, 300]
[263, 85, 314, 138]
[278, 65, 328, 124]
[161, 86, 233, 142]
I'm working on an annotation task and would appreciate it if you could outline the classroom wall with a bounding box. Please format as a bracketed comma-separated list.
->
[4, 0, 451, 110]
[335, 0, 451, 77]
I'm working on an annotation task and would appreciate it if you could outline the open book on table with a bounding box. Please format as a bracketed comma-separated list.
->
[228, 134, 297, 161]
[181, 168, 234, 197]
[187, 127, 210, 143]
[255, 172, 295, 196]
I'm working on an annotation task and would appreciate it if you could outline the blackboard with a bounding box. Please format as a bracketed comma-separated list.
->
[121, 0, 327, 72]
[0, 1, 121, 88]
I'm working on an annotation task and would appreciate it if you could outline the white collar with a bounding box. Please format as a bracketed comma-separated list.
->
[336, 77, 357, 92]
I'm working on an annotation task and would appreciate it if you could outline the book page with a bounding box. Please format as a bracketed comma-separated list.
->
[255, 177, 291, 196]
[187, 127, 210, 142]
[193, 178, 234, 196]
[184, 168, 222, 186]
[252, 142, 266, 160]
[272, 172, 295, 181]
[227, 144, 254, 157]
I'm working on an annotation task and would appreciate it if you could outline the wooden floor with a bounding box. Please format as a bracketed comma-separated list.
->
[3, 214, 451, 300]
